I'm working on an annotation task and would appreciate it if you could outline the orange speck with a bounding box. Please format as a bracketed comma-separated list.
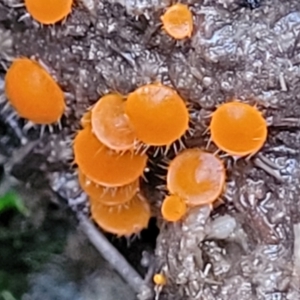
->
[167, 148, 225, 206]
[153, 273, 167, 286]
[25, 0, 73, 25]
[91, 93, 136, 152]
[161, 194, 187, 222]
[73, 126, 147, 187]
[78, 169, 139, 206]
[209, 101, 268, 157]
[90, 193, 151, 236]
[5, 58, 65, 124]
[125, 84, 189, 146]
[161, 3, 193, 40]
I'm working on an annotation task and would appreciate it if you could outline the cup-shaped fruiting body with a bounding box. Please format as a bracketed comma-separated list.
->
[25, 0, 73, 25]
[161, 3, 193, 40]
[78, 169, 139, 206]
[153, 273, 167, 286]
[5, 58, 65, 124]
[161, 194, 187, 222]
[90, 193, 151, 237]
[125, 84, 189, 147]
[167, 148, 225, 206]
[209, 101, 268, 157]
[80, 110, 91, 128]
[91, 93, 136, 152]
[73, 126, 147, 187]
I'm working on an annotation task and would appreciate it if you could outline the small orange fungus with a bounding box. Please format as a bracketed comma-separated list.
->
[90, 193, 151, 236]
[125, 84, 189, 146]
[161, 194, 187, 222]
[5, 58, 65, 124]
[91, 93, 136, 151]
[80, 110, 91, 128]
[209, 101, 268, 157]
[78, 169, 139, 206]
[73, 126, 147, 187]
[161, 3, 193, 40]
[24, 0, 73, 25]
[153, 273, 167, 286]
[167, 148, 225, 206]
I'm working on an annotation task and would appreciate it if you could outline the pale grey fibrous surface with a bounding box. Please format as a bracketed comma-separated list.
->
[1, 0, 300, 299]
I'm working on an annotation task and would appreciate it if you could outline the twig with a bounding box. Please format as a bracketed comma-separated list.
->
[4, 140, 40, 174]
[253, 156, 284, 182]
[78, 213, 153, 299]
[256, 153, 281, 170]
[269, 117, 300, 128]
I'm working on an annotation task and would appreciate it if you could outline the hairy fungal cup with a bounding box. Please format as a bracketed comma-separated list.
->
[5, 58, 65, 124]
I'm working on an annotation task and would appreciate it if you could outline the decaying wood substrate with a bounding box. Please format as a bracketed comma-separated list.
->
[1, 0, 300, 299]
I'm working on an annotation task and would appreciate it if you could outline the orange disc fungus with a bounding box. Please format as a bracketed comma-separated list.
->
[125, 84, 189, 146]
[73, 126, 147, 187]
[91, 93, 136, 151]
[167, 148, 225, 206]
[24, 0, 73, 25]
[80, 110, 91, 128]
[78, 169, 139, 206]
[153, 273, 167, 286]
[161, 3, 193, 40]
[161, 194, 187, 222]
[90, 193, 151, 236]
[209, 101, 268, 157]
[5, 58, 65, 124]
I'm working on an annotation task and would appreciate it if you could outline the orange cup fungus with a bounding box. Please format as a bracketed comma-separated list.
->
[125, 84, 189, 147]
[167, 148, 225, 206]
[161, 3, 193, 40]
[80, 110, 91, 128]
[90, 193, 151, 237]
[73, 126, 147, 187]
[161, 194, 187, 222]
[91, 93, 136, 152]
[153, 273, 167, 286]
[25, 0, 73, 25]
[78, 169, 139, 206]
[5, 58, 65, 124]
[209, 101, 268, 157]
[75, 96, 151, 235]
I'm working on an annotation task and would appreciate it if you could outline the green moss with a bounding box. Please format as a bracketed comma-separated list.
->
[0, 192, 29, 216]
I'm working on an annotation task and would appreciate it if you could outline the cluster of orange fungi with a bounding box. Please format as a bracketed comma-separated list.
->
[3, 2, 268, 235]
[73, 86, 190, 236]
[161, 102, 268, 222]
[3, 1, 269, 291]
[3, 56, 268, 232]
